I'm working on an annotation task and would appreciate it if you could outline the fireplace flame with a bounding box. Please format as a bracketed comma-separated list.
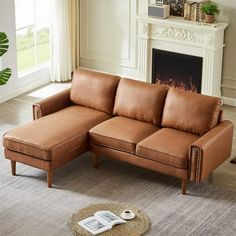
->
[155, 75, 198, 93]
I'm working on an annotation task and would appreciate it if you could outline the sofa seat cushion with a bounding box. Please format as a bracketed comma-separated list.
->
[3, 105, 111, 161]
[136, 128, 199, 168]
[89, 117, 159, 154]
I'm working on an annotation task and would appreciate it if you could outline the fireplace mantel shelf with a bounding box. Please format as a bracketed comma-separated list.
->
[137, 14, 228, 97]
[138, 15, 228, 33]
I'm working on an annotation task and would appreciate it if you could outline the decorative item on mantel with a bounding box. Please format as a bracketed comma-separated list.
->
[148, 0, 170, 19]
[184, 0, 206, 22]
[184, 1, 220, 24]
[163, 0, 184, 17]
[201, 1, 220, 23]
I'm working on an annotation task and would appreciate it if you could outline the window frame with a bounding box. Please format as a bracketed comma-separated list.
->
[15, 0, 51, 79]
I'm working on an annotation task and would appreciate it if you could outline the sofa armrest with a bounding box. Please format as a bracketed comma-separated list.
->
[189, 120, 234, 183]
[33, 88, 71, 120]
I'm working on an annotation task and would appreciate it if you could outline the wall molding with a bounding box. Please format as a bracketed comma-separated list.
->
[221, 76, 236, 106]
[222, 77, 236, 87]
[222, 76, 236, 81]
[222, 84, 236, 90]
[80, 0, 138, 77]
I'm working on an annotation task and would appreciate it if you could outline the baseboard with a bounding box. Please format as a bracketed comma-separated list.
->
[0, 77, 50, 103]
[222, 96, 236, 107]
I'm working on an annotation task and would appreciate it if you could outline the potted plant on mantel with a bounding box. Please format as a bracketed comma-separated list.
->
[201, 1, 220, 24]
[0, 32, 11, 86]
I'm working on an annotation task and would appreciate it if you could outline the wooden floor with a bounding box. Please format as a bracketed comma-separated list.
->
[1, 83, 236, 192]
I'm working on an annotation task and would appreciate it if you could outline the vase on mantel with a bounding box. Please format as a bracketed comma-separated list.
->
[205, 14, 215, 24]
[201, 2, 220, 24]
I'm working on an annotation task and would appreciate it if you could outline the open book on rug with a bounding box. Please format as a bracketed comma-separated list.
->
[78, 210, 126, 235]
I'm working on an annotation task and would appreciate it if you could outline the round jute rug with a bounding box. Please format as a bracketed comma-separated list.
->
[68, 203, 150, 236]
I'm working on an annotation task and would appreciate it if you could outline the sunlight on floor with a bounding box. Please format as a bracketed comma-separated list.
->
[28, 83, 71, 99]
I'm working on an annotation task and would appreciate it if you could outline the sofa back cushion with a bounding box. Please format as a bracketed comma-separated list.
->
[162, 88, 222, 136]
[70, 69, 120, 114]
[113, 78, 168, 126]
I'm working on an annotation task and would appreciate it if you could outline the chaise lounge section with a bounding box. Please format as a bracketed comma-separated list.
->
[3, 69, 120, 187]
[3, 69, 234, 194]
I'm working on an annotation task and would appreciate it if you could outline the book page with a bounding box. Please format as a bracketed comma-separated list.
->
[94, 211, 126, 228]
[78, 216, 109, 235]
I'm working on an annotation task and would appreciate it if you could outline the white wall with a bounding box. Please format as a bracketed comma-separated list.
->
[215, 0, 236, 102]
[0, 0, 49, 103]
[216, 0, 236, 82]
[80, 0, 138, 78]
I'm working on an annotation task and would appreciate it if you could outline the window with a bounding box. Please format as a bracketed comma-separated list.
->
[15, 0, 51, 74]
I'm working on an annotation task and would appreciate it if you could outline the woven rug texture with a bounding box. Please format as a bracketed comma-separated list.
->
[1, 145, 236, 236]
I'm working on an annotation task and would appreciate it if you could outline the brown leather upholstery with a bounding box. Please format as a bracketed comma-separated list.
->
[3, 68, 234, 190]
[90, 144, 188, 179]
[4, 106, 111, 161]
[136, 128, 199, 169]
[5, 144, 88, 171]
[189, 120, 234, 183]
[113, 78, 168, 125]
[70, 69, 120, 114]
[89, 116, 159, 154]
[162, 88, 222, 136]
[33, 88, 71, 120]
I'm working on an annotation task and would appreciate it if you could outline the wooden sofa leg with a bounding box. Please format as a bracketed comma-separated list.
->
[92, 153, 99, 168]
[11, 160, 16, 176]
[181, 179, 187, 194]
[47, 171, 53, 188]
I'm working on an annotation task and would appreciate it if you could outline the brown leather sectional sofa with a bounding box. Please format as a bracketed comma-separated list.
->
[3, 69, 234, 194]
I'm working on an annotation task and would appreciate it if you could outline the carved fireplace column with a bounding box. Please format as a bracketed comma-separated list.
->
[137, 23, 150, 82]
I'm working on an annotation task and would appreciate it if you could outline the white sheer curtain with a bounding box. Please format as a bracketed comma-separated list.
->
[50, 0, 79, 82]
[69, 0, 80, 71]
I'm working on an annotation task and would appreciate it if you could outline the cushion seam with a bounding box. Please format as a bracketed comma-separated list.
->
[90, 143, 135, 155]
[5, 131, 88, 159]
[138, 154, 188, 170]
[50, 131, 88, 151]
[5, 131, 88, 152]
[136, 150, 187, 169]
[136, 145, 188, 168]
[91, 144, 187, 170]
[89, 132, 138, 145]
[137, 144, 188, 160]
[4, 138, 48, 151]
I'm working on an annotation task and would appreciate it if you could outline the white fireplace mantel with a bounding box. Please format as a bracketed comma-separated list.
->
[137, 15, 228, 97]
